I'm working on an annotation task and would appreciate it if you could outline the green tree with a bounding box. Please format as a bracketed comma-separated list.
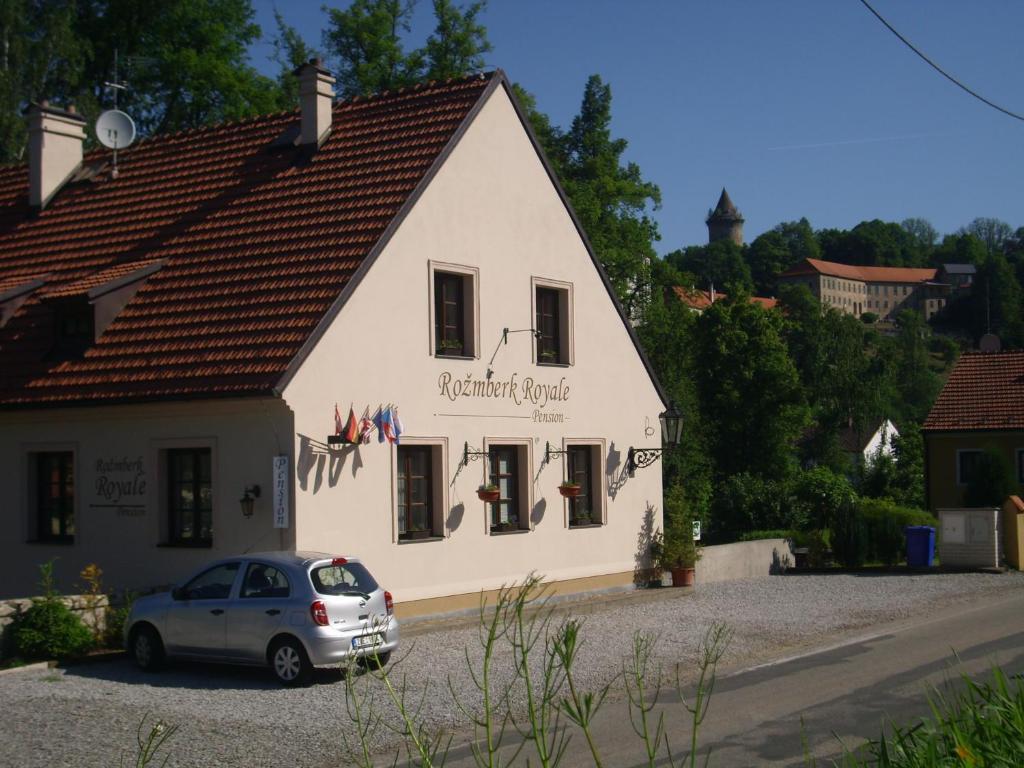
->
[637, 258, 712, 518]
[270, 9, 318, 109]
[892, 310, 941, 424]
[665, 240, 752, 294]
[692, 295, 808, 480]
[423, 0, 491, 81]
[962, 217, 1013, 255]
[900, 217, 938, 253]
[973, 249, 1024, 347]
[0, 0, 283, 160]
[746, 220, 817, 295]
[819, 219, 926, 267]
[323, 0, 424, 98]
[557, 75, 661, 316]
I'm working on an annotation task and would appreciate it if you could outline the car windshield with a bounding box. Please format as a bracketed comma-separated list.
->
[310, 562, 379, 597]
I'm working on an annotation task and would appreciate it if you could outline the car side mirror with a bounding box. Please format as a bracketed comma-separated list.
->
[171, 587, 185, 601]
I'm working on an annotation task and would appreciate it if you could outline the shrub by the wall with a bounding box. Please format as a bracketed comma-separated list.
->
[859, 498, 936, 565]
[12, 562, 94, 661]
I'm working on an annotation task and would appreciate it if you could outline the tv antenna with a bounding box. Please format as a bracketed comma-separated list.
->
[96, 49, 136, 178]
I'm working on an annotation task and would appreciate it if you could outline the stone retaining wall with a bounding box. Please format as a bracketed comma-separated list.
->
[0, 595, 109, 657]
[695, 538, 792, 584]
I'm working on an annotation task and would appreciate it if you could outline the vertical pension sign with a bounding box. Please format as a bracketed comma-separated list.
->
[272, 455, 289, 529]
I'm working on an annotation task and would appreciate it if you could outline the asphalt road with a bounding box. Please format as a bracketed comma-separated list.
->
[440, 588, 1024, 767]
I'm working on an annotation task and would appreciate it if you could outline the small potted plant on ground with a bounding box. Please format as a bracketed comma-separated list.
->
[558, 480, 581, 498]
[477, 483, 500, 503]
[659, 485, 701, 587]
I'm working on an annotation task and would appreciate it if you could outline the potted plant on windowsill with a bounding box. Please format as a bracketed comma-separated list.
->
[538, 349, 558, 364]
[477, 483, 500, 503]
[571, 511, 591, 526]
[438, 339, 464, 355]
[558, 481, 581, 498]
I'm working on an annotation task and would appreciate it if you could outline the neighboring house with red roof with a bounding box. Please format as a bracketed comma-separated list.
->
[922, 351, 1024, 510]
[671, 286, 777, 313]
[0, 64, 667, 609]
[778, 258, 949, 321]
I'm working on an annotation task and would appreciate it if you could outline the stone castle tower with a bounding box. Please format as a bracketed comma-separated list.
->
[706, 188, 744, 246]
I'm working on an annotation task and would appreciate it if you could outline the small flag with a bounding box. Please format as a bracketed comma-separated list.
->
[344, 406, 359, 444]
[382, 406, 397, 445]
[373, 406, 386, 443]
[392, 407, 404, 444]
[359, 409, 374, 443]
[334, 403, 343, 436]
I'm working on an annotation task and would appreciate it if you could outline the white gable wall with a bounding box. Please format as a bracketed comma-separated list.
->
[282, 85, 665, 604]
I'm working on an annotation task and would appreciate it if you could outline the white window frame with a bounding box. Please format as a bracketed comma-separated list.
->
[531, 276, 574, 366]
[428, 261, 480, 359]
[151, 436, 218, 546]
[391, 437, 449, 544]
[560, 438, 607, 528]
[482, 436, 534, 535]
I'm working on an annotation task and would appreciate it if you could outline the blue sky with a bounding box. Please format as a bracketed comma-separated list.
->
[249, 1, 1023, 256]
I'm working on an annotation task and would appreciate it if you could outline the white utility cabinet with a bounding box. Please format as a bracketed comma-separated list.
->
[938, 508, 1001, 568]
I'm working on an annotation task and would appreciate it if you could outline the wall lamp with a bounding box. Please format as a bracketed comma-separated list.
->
[626, 403, 684, 477]
[240, 484, 261, 518]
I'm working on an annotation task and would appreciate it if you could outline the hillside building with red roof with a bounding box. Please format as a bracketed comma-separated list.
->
[922, 350, 1024, 510]
[778, 258, 949, 321]
[0, 64, 667, 608]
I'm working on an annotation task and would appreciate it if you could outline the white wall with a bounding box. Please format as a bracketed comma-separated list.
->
[0, 398, 294, 598]
[282, 85, 665, 603]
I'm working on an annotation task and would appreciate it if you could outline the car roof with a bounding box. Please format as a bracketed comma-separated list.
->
[241, 551, 358, 566]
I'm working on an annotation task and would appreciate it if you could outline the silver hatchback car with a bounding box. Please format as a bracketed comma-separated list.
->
[124, 551, 399, 685]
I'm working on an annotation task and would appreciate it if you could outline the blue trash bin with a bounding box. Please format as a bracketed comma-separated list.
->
[905, 526, 936, 567]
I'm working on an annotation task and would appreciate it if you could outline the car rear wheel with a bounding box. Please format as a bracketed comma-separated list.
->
[270, 638, 313, 686]
[130, 625, 165, 672]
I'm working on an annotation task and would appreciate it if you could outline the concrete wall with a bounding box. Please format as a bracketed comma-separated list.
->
[694, 539, 791, 585]
[925, 432, 1024, 510]
[282, 85, 665, 605]
[0, 398, 295, 598]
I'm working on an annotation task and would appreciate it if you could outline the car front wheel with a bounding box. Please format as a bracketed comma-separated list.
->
[270, 638, 313, 686]
[130, 625, 165, 672]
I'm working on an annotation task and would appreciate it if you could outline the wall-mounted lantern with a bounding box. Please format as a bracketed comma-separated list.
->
[626, 402, 684, 477]
[240, 484, 261, 518]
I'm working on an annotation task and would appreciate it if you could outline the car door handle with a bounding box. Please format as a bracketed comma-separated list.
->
[210, 609, 225, 616]
[265, 609, 281, 616]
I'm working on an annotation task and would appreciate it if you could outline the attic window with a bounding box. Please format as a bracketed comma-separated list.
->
[49, 299, 94, 359]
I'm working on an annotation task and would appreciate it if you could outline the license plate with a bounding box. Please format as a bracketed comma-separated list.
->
[352, 633, 382, 650]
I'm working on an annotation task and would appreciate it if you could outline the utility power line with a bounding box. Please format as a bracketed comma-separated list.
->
[858, 0, 1024, 123]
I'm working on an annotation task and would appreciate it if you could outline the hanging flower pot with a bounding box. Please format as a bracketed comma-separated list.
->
[558, 482, 581, 498]
[477, 484, 500, 503]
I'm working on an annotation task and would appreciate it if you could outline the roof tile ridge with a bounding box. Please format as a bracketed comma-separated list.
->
[333, 70, 496, 112]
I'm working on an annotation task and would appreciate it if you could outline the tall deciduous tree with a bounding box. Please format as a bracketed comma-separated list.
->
[0, 0, 281, 160]
[692, 295, 808, 480]
[323, 0, 423, 98]
[423, 0, 490, 80]
[665, 240, 753, 294]
[271, 9, 318, 109]
[556, 75, 661, 316]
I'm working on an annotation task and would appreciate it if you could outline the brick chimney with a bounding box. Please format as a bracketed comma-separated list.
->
[294, 59, 335, 146]
[26, 100, 87, 209]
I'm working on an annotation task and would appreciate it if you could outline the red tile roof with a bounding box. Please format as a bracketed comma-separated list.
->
[781, 258, 938, 284]
[672, 286, 776, 311]
[0, 73, 495, 406]
[923, 351, 1024, 431]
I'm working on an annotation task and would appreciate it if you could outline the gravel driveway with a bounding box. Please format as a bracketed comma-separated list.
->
[2, 571, 1021, 768]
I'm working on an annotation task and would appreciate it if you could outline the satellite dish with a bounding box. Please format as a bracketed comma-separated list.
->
[979, 333, 1002, 353]
[95, 109, 136, 150]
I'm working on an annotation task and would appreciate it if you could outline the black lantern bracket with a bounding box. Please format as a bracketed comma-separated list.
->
[544, 441, 568, 464]
[626, 402, 684, 477]
[463, 441, 487, 467]
[485, 327, 542, 379]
